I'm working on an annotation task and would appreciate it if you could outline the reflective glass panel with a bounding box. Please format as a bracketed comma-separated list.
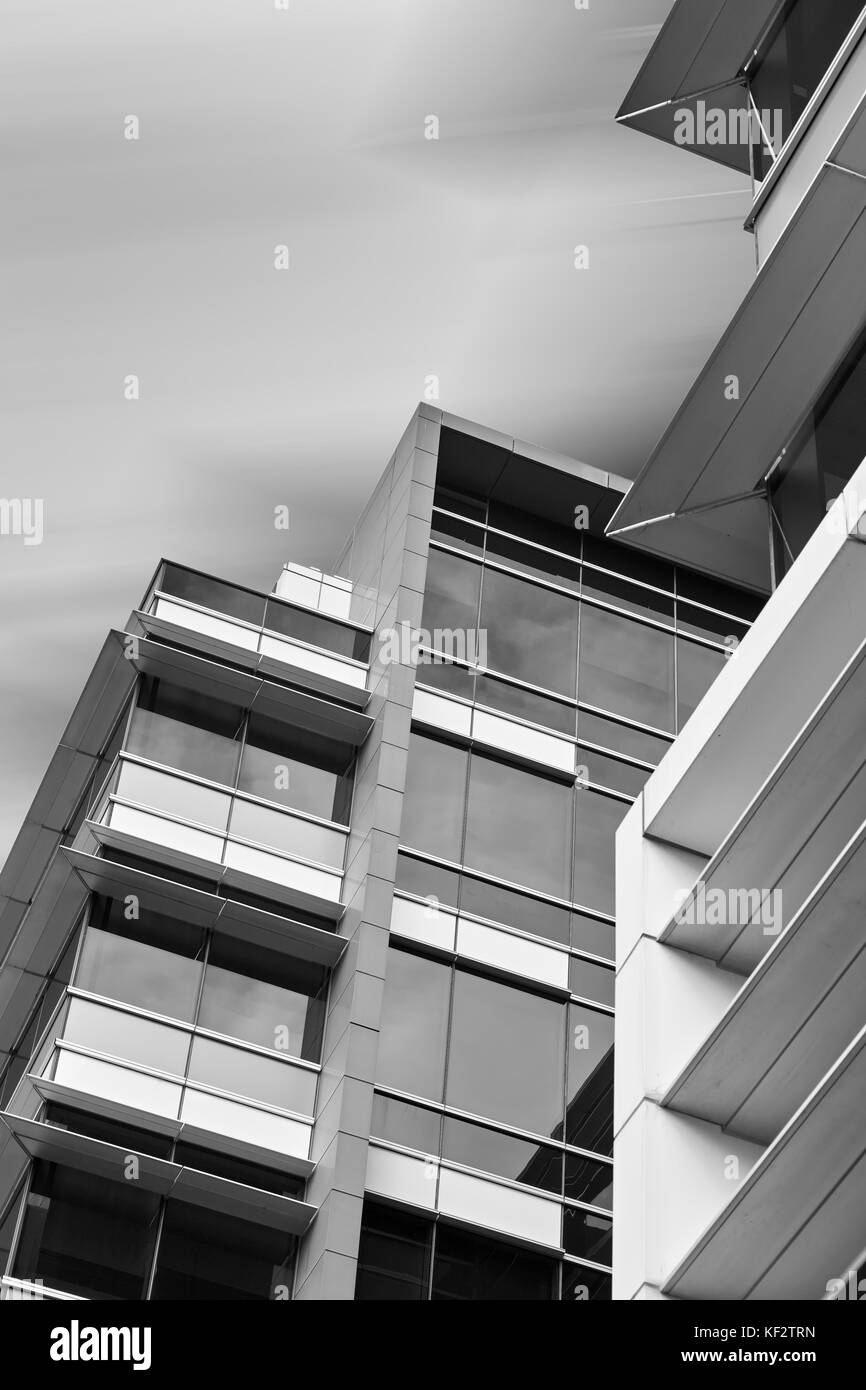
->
[115, 760, 231, 831]
[187, 1036, 317, 1114]
[432, 1223, 556, 1301]
[400, 734, 468, 863]
[376, 949, 451, 1103]
[127, 678, 244, 785]
[581, 566, 674, 625]
[676, 638, 726, 733]
[566, 1005, 614, 1155]
[573, 791, 628, 916]
[578, 747, 649, 799]
[370, 1093, 442, 1154]
[447, 971, 565, 1137]
[395, 854, 460, 909]
[150, 1201, 295, 1300]
[464, 754, 573, 900]
[75, 897, 204, 1023]
[238, 714, 354, 824]
[564, 1153, 613, 1209]
[563, 1205, 612, 1265]
[579, 604, 675, 732]
[12, 1160, 160, 1300]
[159, 564, 266, 626]
[568, 956, 615, 1008]
[63, 997, 191, 1077]
[198, 933, 327, 1061]
[355, 1201, 432, 1301]
[420, 547, 482, 638]
[570, 911, 615, 962]
[459, 873, 570, 946]
[474, 674, 576, 736]
[414, 657, 476, 700]
[578, 709, 673, 766]
[481, 566, 578, 697]
[442, 1117, 562, 1195]
[264, 599, 370, 661]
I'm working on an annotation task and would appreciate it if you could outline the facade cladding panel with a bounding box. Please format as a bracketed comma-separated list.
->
[0, 409, 762, 1301]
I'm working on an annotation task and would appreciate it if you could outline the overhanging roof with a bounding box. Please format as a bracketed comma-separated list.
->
[607, 154, 866, 590]
[617, 0, 785, 173]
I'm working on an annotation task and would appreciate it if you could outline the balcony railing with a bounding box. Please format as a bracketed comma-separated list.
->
[82, 753, 347, 913]
[137, 562, 371, 703]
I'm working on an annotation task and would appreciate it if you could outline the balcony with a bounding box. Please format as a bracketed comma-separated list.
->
[81, 753, 347, 919]
[137, 562, 372, 708]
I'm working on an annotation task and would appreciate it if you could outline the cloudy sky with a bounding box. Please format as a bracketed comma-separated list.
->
[0, 0, 756, 865]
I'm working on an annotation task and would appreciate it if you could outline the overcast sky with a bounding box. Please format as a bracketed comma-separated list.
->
[0, 0, 756, 866]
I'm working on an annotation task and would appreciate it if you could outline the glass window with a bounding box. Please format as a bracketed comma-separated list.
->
[12, 1160, 160, 1300]
[414, 657, 476, 700]
[563, 1206, 612, 1265]
[430, 510, 485, 557]
[578, 710, 673, 766]
[432, 1223, 557, 1301]
[43, 1104, 175, 1159]
[464, 753, 573, 900]
[676, 569, 764, 622]
[442, 1117, 562, 1196]
[483, 532, 581, 591]
[577, 746, 649, 799]
[677, 639, 726, 732]
[481, 567, 578, 697]
[395, 853, 460, 909]
[150, 1202, 295, 1300]
[400, 734, 468, 863]
[370, 1093, 442, 1154]
[172, 1143, 304, 1199]
[579, 604, 675, 732]
[677, 602, 750, 647]
[115, 760, 231, 831]
[63, 996, 191, 1077]
[561, 1261, 612, 1301]
[238, 714, 354, 824]
[376, 949, 451, 1103]
[486, 501, 581, 562]
[159, 564, 266, 626]
[420, 547, 482, 639]
[573, 791, 629, 917]
[264, 599, 370, 662]
[355, 1201, 432, 1301]
[749, 0, 864, 177]
[566, 1005, 614, 1155]
[582, 534, 674, 591]
[187, 1036, 317, 1114]
[229, 798, 346, 868]
[581, 566, 674, 625]
[474, 674, 576, 736]
[571, 911, 615, 962]
[447, 971, 565, 1137]
[75, 897, 204, 1023]
[459, 873, 570, 947]
[198, 933, 327, 1062]
[568, 956, 615, 1008]
[564, 1153, 613, 1209]
[433, 486, 487, 524]
[126, 678, 244, 785]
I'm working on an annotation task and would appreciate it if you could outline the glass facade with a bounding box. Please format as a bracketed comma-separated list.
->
[364, 482, 757, 1300]
[749, 0, 864, 179]
[74, 894, 328, 1070]
[126, 677, 356, 826]
[769, 325, 866, 580]
[11, 1108, 301, 1301]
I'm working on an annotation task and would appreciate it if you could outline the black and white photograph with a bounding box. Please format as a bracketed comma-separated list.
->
[1, 0, 864, 1363]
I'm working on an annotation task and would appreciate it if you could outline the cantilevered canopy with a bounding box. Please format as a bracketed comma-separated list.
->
[607, 155, 866, 590]
[617, 0, 785, 173]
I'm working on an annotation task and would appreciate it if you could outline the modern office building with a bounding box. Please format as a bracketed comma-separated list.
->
[0, 407, 759, 1301]
[611, 0, 866, 1300]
